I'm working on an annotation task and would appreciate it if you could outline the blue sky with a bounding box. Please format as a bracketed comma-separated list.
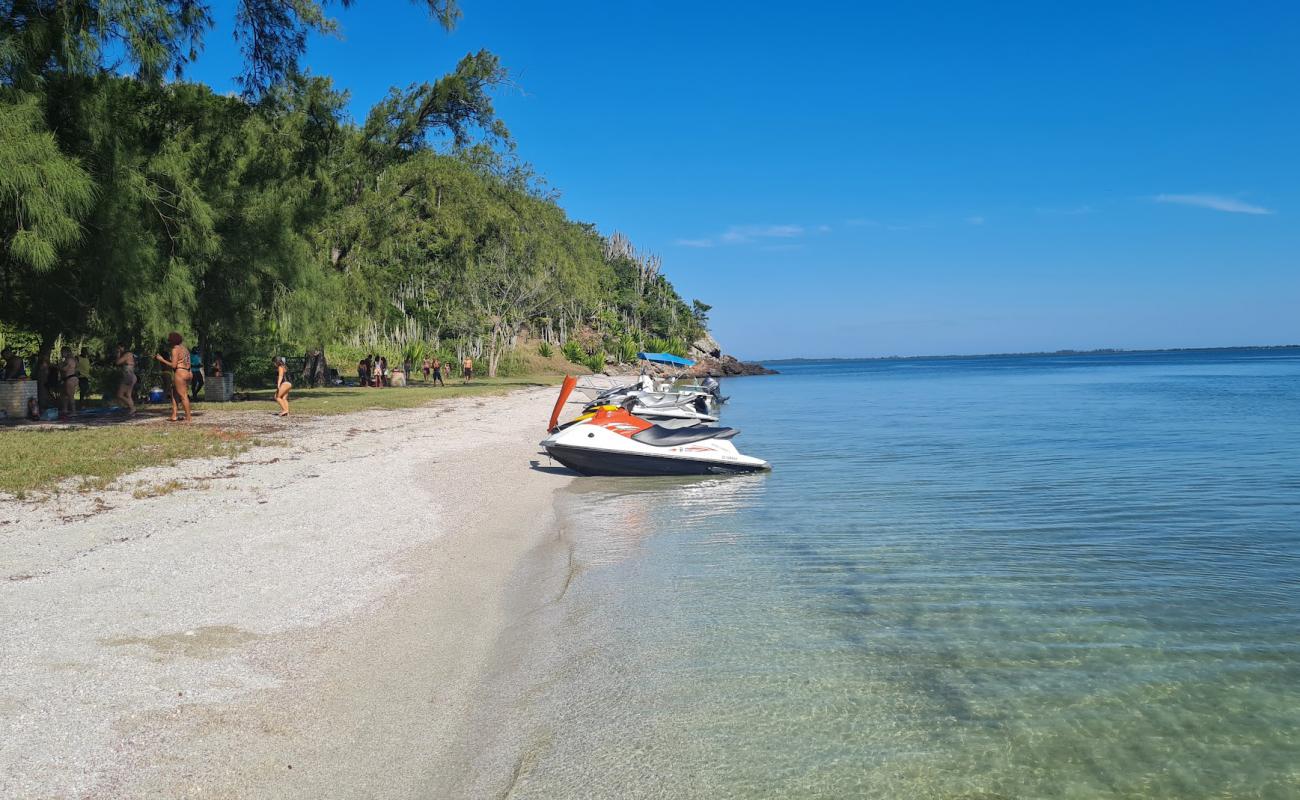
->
[188, 1, 1300, 358]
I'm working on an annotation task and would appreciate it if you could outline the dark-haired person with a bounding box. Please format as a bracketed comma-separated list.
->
[59, 347, 79, 417]
[274, 356, 292, 417]
[189, 348, 204, 400]
[77, 348, 91, 402]
[1, 347, 25, 380]
[211, 351, 224, 377]
[462, 355, 473, 384]
[153, 332, 192, 422]
[114, 344, 137, 415]
[431, 357, 445, 387]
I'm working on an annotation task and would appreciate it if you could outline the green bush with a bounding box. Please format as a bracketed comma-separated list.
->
[537, 341, 554, 358]
[616, 333, 638, 363]
[402, 340, 427, 365]
[644, 336, 669, 355]
[585, 349, 606, 373]
[562, 339, 586, 364]
[495, 348, 530, 377]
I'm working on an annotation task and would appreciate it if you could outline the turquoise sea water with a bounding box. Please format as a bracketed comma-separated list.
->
[501, 349, 1300, 799]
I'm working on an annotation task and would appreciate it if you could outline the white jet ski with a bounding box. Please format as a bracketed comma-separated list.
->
[541, 377, 770, 477]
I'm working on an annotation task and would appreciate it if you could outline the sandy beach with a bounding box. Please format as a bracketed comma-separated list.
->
[0, 387, 574, 798]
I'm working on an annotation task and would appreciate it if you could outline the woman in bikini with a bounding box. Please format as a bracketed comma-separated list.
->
[274, 356, 292, 416]
[153, 332, 192, 422]
[58, 347, 79, 417]
[114, 344, 137, 415]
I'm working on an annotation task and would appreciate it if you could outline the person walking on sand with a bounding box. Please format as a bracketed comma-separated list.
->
[59, 347, 79, 417]
[431, 357, 445, 387]
[153, 332, 192, 422]
[114, 344, 136, 415]
[274, 356, 292, 417]
[462, 355, 473, 384]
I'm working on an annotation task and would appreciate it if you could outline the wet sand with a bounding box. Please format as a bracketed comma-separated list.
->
[0, 387, 574, 798]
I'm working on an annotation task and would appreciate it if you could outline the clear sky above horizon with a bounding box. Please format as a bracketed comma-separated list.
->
[187, 1, 1299, 359]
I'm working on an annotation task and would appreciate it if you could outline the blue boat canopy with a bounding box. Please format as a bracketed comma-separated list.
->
[637, 351, 696, 367]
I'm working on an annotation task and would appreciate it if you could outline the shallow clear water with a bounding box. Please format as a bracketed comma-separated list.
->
[506, 350, 1300, 799]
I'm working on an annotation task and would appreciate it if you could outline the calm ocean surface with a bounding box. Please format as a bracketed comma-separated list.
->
[504, 349, 1300, 799]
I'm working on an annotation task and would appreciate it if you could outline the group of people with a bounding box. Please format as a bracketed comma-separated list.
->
[4, 338, 485, 424]
[354, 354, 474, 387]
[1, 336, 228, 421]
[3, 346, 92, 417]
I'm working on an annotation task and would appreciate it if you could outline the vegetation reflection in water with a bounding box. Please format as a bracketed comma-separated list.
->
[503, 351, 1300, 800]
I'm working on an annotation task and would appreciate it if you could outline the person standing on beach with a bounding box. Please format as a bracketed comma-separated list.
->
[274, 356, 292, 416]
[114, 344, 136, 415]
[1, 347, 25, 379]
[462, 355, 473, 384]
[431, 357, 445, 387]
[422, 357, 431, 383]
[77, 348, 91, 402]
[153, 332, 192, 422]
[59, 347, 79, 417]
[189, 348, 204, 400]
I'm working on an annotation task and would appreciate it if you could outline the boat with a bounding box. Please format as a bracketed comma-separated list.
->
[540, 377, 770, 476]
[584, 352, 724, 422]
[572, 373, 633, 401]
[583, 385, 718, 425]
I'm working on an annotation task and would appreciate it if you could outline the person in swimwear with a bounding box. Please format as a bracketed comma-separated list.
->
[462, 355, 473, 384]
[274, 356, 292, 416]
[114, 344, 137, 415]
[153, 332, 192, 422]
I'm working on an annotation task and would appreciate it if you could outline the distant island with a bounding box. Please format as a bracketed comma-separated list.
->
[763, 344, 1300, 365]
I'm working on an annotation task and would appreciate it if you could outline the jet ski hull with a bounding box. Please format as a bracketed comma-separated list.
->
[544, 443, 769, 477]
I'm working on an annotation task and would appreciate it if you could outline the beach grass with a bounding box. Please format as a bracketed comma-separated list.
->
[0, 377, 565, 496]
[0, 425, 253, 497]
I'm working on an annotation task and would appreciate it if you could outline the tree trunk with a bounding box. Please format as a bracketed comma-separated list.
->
[314, 349, 328, 387]
[487, 324, 503, 378]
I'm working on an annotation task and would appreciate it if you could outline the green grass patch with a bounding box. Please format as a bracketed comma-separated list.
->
[0, 426, 251, 497]
[212, 376, 562, 417]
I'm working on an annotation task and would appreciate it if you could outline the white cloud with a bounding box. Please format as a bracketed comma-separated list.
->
[719, 224, 806, 244]
[816, 224, 832, 233]
[1155, 194, 1273, 215]
[844, 218, 878, 227]
[674, 238, 714, 248]
[966, 215, 985, 225]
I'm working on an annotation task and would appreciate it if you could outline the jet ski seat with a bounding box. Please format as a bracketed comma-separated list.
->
[631, 425, 739, 447]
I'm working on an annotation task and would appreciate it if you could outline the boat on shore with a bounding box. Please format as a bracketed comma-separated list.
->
[540, 376, 770, 477]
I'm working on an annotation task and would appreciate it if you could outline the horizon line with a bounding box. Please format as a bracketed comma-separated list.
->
[755, 344, 1300, 364]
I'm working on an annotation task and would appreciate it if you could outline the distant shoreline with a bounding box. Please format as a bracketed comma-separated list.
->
[761, 344, 1300, 365]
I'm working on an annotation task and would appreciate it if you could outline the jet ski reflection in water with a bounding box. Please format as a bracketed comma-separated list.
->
[541, 376, 771, 477]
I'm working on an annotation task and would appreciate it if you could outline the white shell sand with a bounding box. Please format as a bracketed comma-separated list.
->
[0, 387, 572, 797]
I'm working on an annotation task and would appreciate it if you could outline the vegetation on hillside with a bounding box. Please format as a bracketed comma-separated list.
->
[0, 0, 708, 382]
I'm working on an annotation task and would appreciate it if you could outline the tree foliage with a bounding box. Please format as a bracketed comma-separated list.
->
[0, 0, 712, 381]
